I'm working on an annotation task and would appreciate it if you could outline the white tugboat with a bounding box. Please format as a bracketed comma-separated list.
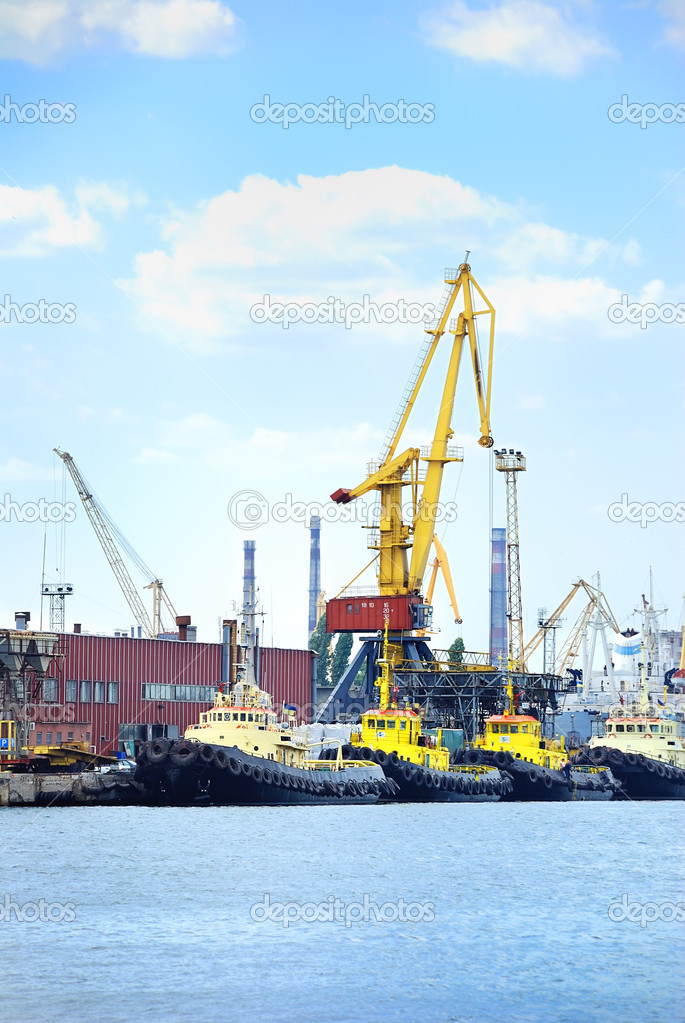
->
[579, 647, 685, 799]
[136, 595, 390, 805]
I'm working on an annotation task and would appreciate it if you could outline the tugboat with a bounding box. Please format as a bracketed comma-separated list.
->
[333, 623, 512, 802]
[135, 602, 390, 806]
[577, 650, 685, 800]
[463, 673, 618, 801]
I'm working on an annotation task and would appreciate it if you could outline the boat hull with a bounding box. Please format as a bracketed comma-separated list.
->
[576, 746, 685, 800]
[504, 762, 614, 801]
[136, 740, 389, 806]
[461, 750, 617, 801]
[336, 747, 509, 802]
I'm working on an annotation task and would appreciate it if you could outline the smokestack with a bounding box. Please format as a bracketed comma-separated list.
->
[243, 540, 256, 614]
[490, 527, 507, 665]
[14, 611, 30, 631]
[308, 514, 321, 638]
[176, 615, 191, 642]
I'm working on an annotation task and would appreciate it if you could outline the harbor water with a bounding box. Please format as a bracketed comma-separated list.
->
[2, 801, 682, 1023]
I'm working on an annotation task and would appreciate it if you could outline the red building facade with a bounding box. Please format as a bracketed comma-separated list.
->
[28, 632, 315, 756]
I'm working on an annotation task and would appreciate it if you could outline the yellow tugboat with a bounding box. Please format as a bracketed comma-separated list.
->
[579, 649, 685, 800]
[335, 623, 511, 801]
[462, 673, 617, 800]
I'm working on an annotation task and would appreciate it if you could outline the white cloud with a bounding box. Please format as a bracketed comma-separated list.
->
[421, 1, 614, 76]
[0, 181, 145, 256]
[621, 238, 642, 266]
[657, 0, 685, 51]
[0, 183, 102, 255]
[0, 0, 239, 65]
[119, 165, 634, 349]
[138, 416, 383, 476]
[75, 181, 147, 218]
[0, 457, 51, 480]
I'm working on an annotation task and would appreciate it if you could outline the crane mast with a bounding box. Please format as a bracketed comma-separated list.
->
[54, 449, 176, 638]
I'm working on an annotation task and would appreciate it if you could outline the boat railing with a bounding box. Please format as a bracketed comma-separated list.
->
[308, 759, 377, 771]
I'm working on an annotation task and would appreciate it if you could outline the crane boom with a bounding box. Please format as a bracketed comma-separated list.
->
[332, 261, 495, 599]
[54, 448, 157, 638]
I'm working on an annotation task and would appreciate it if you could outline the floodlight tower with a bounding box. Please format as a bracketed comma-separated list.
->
[40, 583, 74, 633]
[537, 606, 563, 675]
[495, 448, 526, 672]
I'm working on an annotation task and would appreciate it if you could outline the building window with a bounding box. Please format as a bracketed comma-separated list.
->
[80, 680, 92, 702]
[46, 731, 53, 745]
[36, 731, 42, 745]
[107, 682, 118, 705]
[56, 732, 62, 744]
[67, 732, 74, 741]
[94, 682, 105, 704]
[142, 683, 215, 703]
[43, 678, 58, 702]
[65, 680, 77, 703]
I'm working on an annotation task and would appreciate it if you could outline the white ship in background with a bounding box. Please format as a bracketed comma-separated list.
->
[543, 571, 683, 743]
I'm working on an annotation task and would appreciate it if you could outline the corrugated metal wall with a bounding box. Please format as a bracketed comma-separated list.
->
[259, 647, 314, 718]
[35, 633, 314, 753]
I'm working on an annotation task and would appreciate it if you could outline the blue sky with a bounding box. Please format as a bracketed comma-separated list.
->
[0, 0, 683, 664]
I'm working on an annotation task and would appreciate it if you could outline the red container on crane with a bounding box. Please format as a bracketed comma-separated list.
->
[326, 594, 429, 633]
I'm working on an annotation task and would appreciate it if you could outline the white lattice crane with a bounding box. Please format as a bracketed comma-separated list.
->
[54, 449, 177, 638]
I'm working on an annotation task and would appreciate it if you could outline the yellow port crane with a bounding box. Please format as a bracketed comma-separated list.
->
[54, 449, 178, 638]
[331, 260, 495, 603]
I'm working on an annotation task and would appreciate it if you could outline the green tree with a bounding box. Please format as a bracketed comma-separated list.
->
[309, 614, 332, 686]
[448, 636, 465, 664]
[330, 632, 354, 688]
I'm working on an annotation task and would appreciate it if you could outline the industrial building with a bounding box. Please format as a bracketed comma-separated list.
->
[1, 614, 316, 759]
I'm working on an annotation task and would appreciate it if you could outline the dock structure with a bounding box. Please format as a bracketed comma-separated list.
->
[0, 771, 143, 807]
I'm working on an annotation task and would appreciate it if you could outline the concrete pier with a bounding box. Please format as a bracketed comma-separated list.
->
[0, 771, 144, 807]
